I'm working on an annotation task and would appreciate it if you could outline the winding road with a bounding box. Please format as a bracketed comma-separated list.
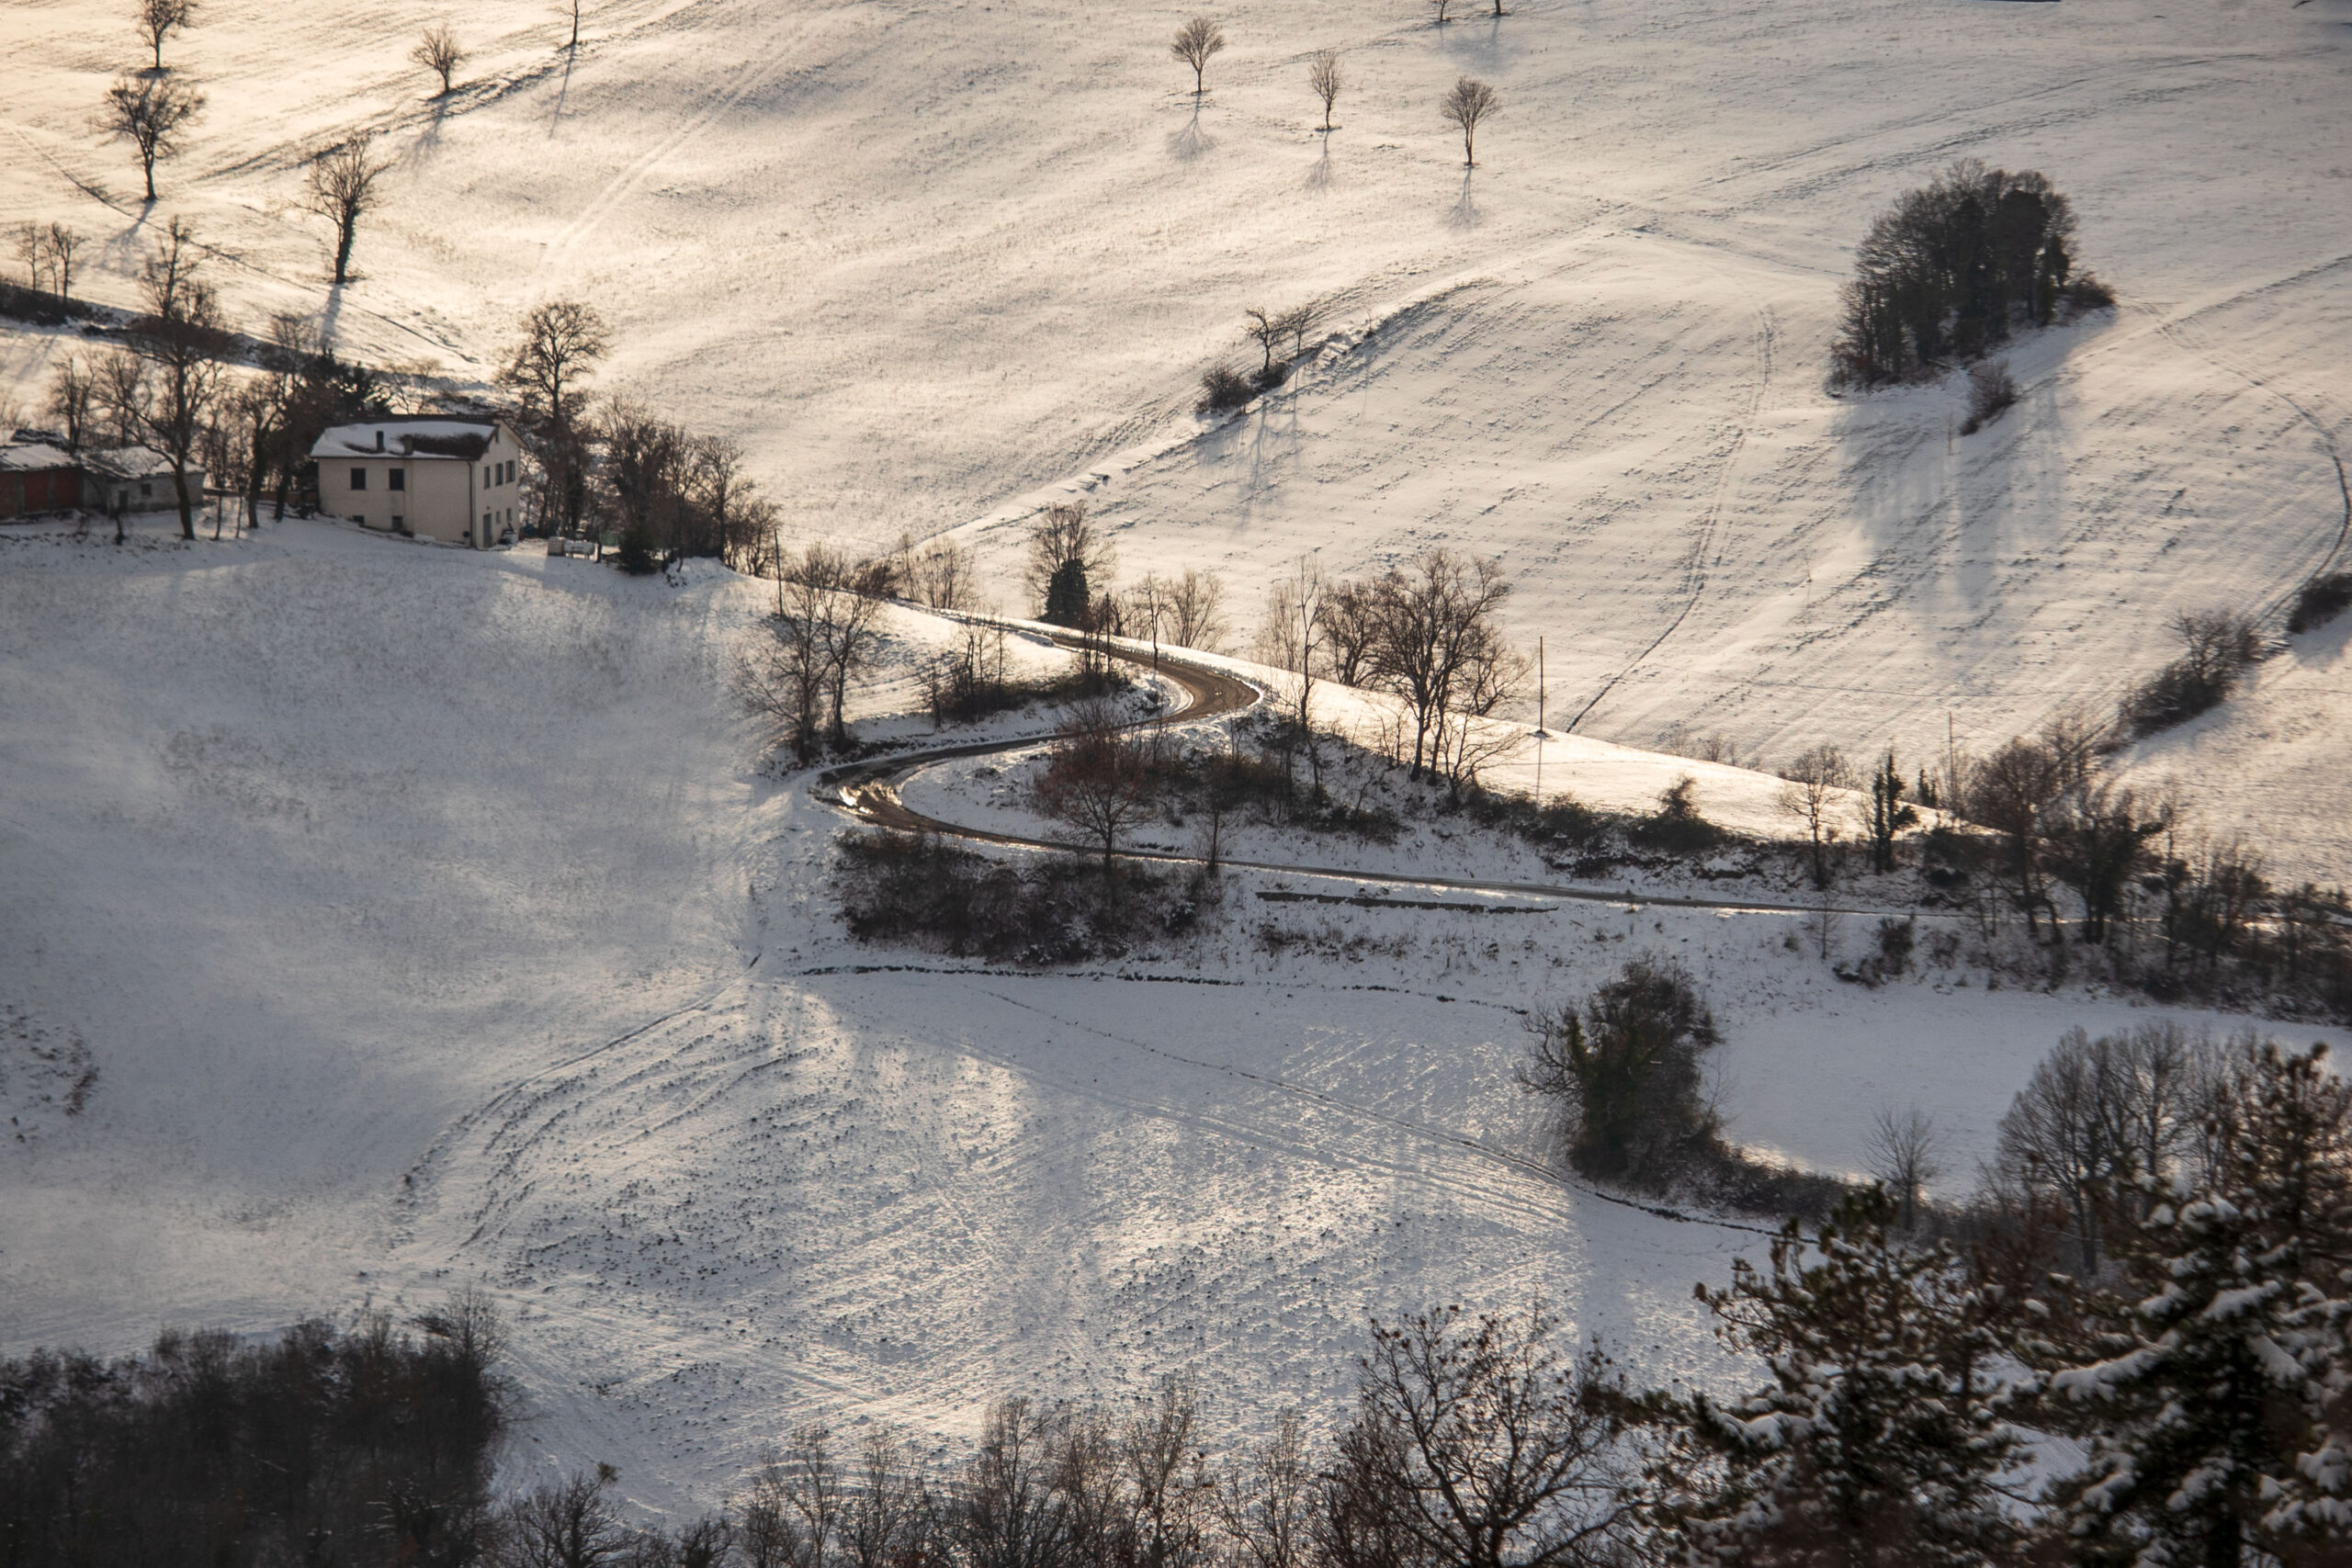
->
[820, 620, 1957, 922]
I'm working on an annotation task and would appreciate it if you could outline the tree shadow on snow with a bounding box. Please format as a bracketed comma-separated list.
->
[1168, 103, 1214, 162]
[1448, 168, 1481, 230]
[1305, 140, 1333, 192]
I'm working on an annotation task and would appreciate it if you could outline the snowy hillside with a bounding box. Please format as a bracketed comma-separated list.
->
[4, 0, 2349, 1522]
[6, 0, 2346, 870]
[0, 520, 2281, 1517]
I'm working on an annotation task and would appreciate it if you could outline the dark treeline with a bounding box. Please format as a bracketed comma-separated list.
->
[1924, 705, 2352, 1020]
[0, 1292, 506, 1568]
[1832, 159, 2113, 389]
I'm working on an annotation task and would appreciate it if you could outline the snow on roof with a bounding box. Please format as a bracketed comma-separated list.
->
[311, 416, 502, 462]
[81, 446, 189, 479]
[0, 442, 76, 472]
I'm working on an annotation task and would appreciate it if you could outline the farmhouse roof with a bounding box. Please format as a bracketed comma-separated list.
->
[81, 446, 187, 480]
[311, 415, 502, 462]
[0, 442, 77, 473]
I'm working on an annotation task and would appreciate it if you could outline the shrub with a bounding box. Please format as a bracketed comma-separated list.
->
[2120, 609, 2261, 737]
[611, 523, 660, 574]
[1194, 365, 1254, 414]
[2288, 572, 2352, 635]
[1250, 358, 1292, 392]
[1958, 358, 2018, 435]
[1629, 775, 1724, 854]
[836, 833, 1208, 964]
[2062, 271, 2116, 310]
[1518, 954, 1722, 1187]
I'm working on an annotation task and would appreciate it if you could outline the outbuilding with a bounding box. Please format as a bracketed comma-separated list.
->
[311, 416, 522, 547]
[81, 446, 205, 515]
[0, 442, 83, 519]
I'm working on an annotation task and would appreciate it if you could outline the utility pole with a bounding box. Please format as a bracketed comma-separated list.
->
[1534, 635, 1545, 806]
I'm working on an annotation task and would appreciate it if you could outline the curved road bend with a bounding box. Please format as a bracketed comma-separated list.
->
[819, 626, 1954, 922]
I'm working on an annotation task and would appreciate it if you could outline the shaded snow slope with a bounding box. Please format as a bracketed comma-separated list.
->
[2, 526, 2300, 1517]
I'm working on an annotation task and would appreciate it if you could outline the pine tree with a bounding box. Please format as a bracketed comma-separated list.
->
[1653, 1189, 2029, 1567]
[2038, 1040, 2352, 1568]
[1044, 557, 1091, 627]
[1867, 751, 1918, 875]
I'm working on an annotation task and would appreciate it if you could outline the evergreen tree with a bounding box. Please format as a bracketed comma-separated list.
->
[2037, 1040, 2352, 1567]
[1044, 557, 1091, 627]
[1866, 750, 1918, 875]
[1651, 1189, 2028, 1568]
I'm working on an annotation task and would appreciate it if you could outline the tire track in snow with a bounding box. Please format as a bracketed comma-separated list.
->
[1563, 305, 1773, 734]
[964, 985, 1782, 1239]
[534, 5, 821, 277]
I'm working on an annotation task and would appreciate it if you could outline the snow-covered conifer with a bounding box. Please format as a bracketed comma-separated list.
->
[1657, 1188, 2029, 1567]
[2041, 1039, 2352, 1567]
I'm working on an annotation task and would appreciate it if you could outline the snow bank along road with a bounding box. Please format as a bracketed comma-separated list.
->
[826, 615, 1960, 921]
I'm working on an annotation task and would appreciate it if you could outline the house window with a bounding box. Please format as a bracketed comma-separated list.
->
[350, 468, 368, 491]
[391, 514, 405, 532]
[388, 468, 405, 491]
[139, 481, 153, 498]
[504, 460, 514, 485]
[482, 512, 492, 530]
[482, 464, 491, 488]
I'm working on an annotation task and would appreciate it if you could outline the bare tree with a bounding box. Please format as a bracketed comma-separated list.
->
[1342, 1303, 1635, 1568]
[1315, 579, 1380, 688]
[100, 73, 205, 202]
[43, 355, 96, 451]
[1170, 17, 1227, 97]
[819, 581, 883, 746]
[1430, 0, 1456, 23]
[500, 299, 609, 536]
[305, 133, 393, 286]
[1307, 50, 1343, 132]
[911, 536, 978, 610]
[1863, 1105, 1941, 1229]
[956, 1397, 1076, 1568]
[1165, 568, 1227, 651]
[564, 0, 582, 51]
[1989, 1022, 2216, 1273]
[1243, 307, 1284, 378]
[494, 1465, 630, 1568]
[1777, 744, 1852, 889]
[1123, 1374, 1214, 1568]
[1967, 733, 2069, 934]
[1276, 302, 1319, 362]
[101, 219, 225, 540]
[1429, 631, 1526, 800]
[1034, 698, 1155, 874]
[12, 224, 39, 289]
[43, 223, 79, 304]
[1257, 558, 1327, 796]
[136, 0, 198, 71]
[1440, 77, 1498, 167]
[843, 1428, 935, 1568]
[738, 581, 830, 765]
[1218, 1408, 1313, 1568]
[411, 22, 469, 96]
[1365, 549, 1514, 781]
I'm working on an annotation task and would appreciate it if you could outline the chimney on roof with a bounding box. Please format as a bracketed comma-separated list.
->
[375, 428, 385, 452]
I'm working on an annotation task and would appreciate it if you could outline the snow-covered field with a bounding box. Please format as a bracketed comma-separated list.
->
[0, 519, 2279, 1517]
[4, 0, 2348, 1521]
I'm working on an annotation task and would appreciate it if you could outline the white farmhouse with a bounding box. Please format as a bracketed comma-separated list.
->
[311, 416, 523, 547]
